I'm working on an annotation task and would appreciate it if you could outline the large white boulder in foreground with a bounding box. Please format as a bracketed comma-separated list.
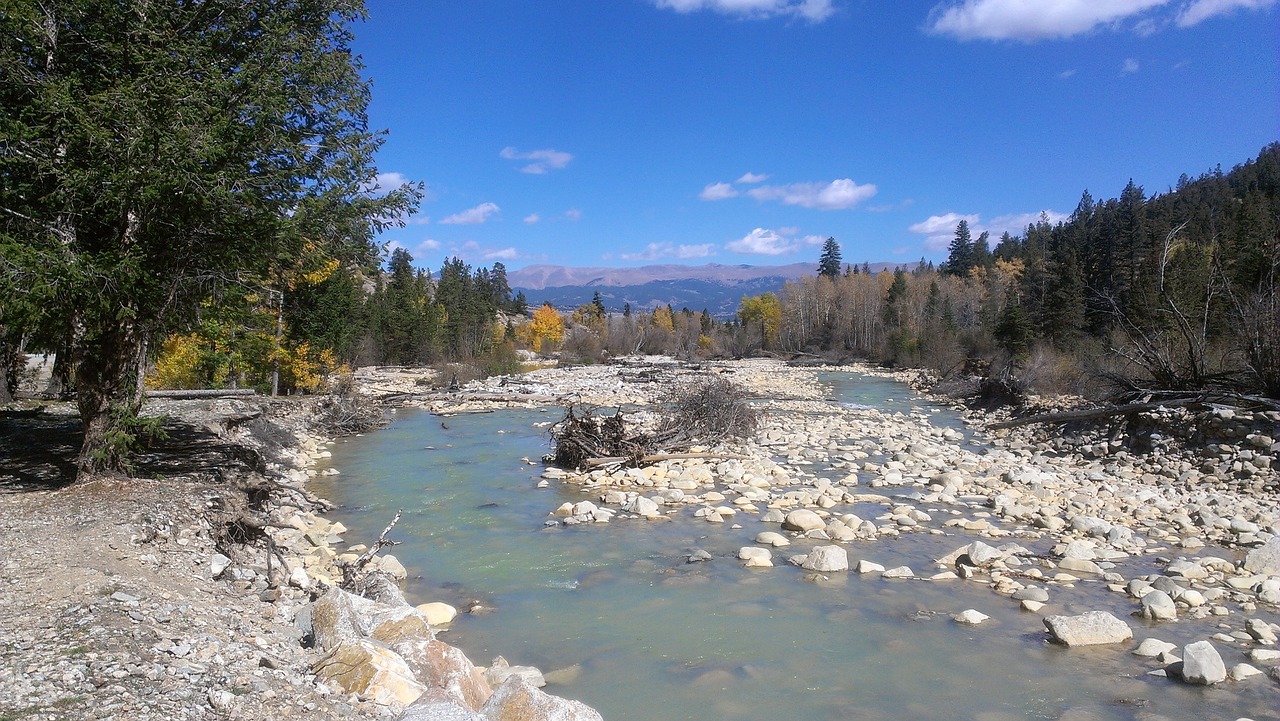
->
[1044, 611, 1132, 647]
[1180, 640, 1227, 685]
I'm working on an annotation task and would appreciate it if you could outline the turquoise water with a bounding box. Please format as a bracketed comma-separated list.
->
[313, 374, 1276, 721]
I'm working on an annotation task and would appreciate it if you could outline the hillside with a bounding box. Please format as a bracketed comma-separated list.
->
[510, 262, 907, 315]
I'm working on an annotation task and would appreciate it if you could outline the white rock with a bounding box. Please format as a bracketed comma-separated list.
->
[739, 547, 773, 568]
[782, 509, 826, 532]
[1229, 663, 1263, 681]
[415, 602, 458, 627]
[1140, 590, 1177, 621]
[953, 609, 989, 625]
[856, 560, 885, 574]
[210, 553, 232, 579]
[881, 566, 914, 579]
[1133, 638, 1177, 657]
[801, 545, 848, 572]
[1044, 611, 1132, 647]
[755, 531, 791, 547]
[288, 565, 311, 589]
[1180, 640, 1226, 684]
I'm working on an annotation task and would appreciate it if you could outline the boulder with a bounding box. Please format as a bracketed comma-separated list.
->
[881, 566, 914, 579]
[395, 638, 492, 711]
[739, 546, 773, 568]
[1132, 638, 1177, 657]
[953, 609, 989, 625]
[1180, 640, 1227, 685]
[311, 640, 425, 706]
[310, 588, 368, 651]
[856, 560, 885, 574]
[1056, 557, 1104, 575]
[1243, 537, 1280, 575]
[801, 545, 848, 572]
[1044, 611, 1132, 647]
[417, 602, 459, 627]
[755, 531, 791, 547]
[484, 656, 546, 688]
[400, 700, 486, 721]
[1139, 590, 1177, 621]
[782, 509, 825, 532]
[480, 677, 603, 721]
[623, 495, 661, 518]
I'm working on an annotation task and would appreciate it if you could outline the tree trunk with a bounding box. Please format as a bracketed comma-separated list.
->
[74, 319, 146, 480]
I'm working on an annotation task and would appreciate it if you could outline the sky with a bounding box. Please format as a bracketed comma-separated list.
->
[355, 0, 1279, 271]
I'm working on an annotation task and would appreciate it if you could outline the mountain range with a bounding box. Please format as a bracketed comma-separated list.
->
[509, 262, 906, 316]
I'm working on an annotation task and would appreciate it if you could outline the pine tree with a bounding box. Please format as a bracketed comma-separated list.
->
[818, 237, 843, 278]
[943, 220, 974, 277]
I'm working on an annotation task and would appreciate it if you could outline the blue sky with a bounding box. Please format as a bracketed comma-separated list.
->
[356, 0, 1279, 271]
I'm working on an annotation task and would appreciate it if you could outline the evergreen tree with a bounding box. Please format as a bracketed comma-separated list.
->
[818, 237, 843, 278]
[0, 0, 420, 477]
[943, 220, 974, 276]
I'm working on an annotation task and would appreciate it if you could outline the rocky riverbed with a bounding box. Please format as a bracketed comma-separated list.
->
[428, 358, 1280, 706]
[2, 357, 1277, 720]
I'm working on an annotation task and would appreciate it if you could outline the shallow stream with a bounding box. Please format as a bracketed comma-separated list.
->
[313, 372, 1274, 720]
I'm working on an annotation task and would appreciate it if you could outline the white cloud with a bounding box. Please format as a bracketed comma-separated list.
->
[908, 212, 981, 251]
[677, 243, 717, 259]
[564, 208, 583, 221]
[983, 210, 1069, 237]
[523, 213, 541, 224]
[1058, 68, 1077, 78]
[908, 210, 1068, 252]
[926, 0, 1170, 41]
[736, 172, 769, 184]
[621, 242, 718, 262]
[747, 178, 877, 210]
[1122, 57, 1140, 73]
[1177, 0, 1277, 25]
[654, 0, 836, 22]
[405, 215, 431, 225]
[699, 182, 739, 201]
[440, 202, 500, 225]
[727, 228, 793, 255]
[419, 239, 441, 251]
[500, 146, 574, 174]
[484, 247, 520, 261]
[908, 212, 981, 236]
[725, 227, 824, 256]
[363, 171, 424, 197]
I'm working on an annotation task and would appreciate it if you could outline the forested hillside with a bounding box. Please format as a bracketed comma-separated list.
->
[767, 143, 1279, 398]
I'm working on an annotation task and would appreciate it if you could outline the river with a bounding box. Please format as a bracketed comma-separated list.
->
[312, 371, 1274, 720]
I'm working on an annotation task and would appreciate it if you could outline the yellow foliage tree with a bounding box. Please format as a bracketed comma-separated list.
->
[650, 305, 675, 332]
[529, 304, 565, 353]
[738, 293, 782, 348]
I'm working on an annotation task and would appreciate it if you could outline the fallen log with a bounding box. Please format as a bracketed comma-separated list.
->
[145, 388, 257, 399]
[583, 452, 750, 468]
[987, 398, 1201, 429]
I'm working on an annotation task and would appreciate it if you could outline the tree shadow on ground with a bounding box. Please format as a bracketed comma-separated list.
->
[0, 409, 261, 494]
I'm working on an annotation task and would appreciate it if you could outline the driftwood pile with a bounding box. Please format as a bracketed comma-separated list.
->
[550, 375, 758, 470]
[314, 395, 387, 436]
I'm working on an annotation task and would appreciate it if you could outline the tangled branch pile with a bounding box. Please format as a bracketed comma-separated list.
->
[550, 375, 758, 469]
[314, 395, 387, 436]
